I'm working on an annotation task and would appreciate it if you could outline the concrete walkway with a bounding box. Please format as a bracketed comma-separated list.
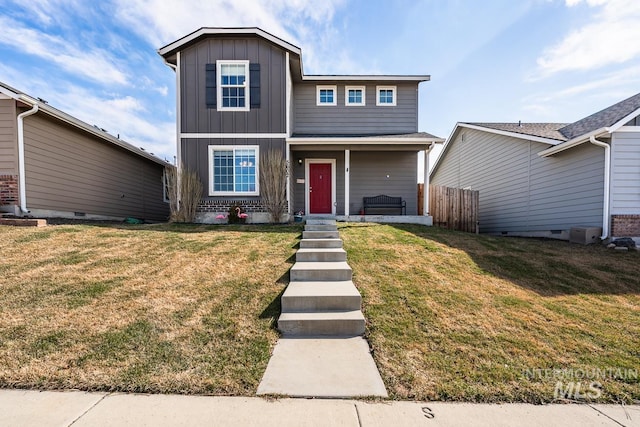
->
[257, 219, 386, 397]
[1, 389, 638, 426]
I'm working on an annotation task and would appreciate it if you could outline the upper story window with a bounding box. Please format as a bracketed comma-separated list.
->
[217, 60, 250, 111]
[345, 86, 366, 106]
[316, 85, 337, 106]
[376, 86, 396, 106]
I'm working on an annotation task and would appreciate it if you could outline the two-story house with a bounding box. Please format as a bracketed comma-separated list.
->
[158, 27, 443, 223]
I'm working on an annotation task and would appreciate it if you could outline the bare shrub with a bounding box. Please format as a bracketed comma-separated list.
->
[259, 149, 288, 224]
[166, 165, 203, 223]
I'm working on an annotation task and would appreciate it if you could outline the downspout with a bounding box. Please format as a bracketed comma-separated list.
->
[589, 136, 610, 240]
[17, 103, 39, 214]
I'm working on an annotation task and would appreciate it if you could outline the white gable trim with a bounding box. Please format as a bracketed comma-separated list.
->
[458, 123, 564, 145]
[613, 126, 640, 132]
[537, 128, 609, 157]
[158, 27, 301, 57]
[608, 107, 640, 132]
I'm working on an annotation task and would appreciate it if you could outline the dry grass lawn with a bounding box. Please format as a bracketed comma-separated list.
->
[340, 223, 640, 403]
[0, 222, 299, 394]
[1, 221, 638, 403]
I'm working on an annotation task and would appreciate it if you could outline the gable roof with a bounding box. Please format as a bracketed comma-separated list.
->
[158, 27, 430, 83]
[558, 92, 640, 139]
[465, 122, 569, 142]
[158, 27, 302, 60]
[432, 91, 640, 174]
[0, 81, 173, 167]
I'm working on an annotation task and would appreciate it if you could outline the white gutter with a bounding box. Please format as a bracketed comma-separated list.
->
[589, 136, 611, 240]
[17, 103, 39, 214]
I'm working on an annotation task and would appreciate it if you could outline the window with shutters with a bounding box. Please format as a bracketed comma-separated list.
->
[216, 60, 250, 111]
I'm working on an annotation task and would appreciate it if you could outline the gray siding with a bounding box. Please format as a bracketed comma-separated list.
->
[181, 138, 285, 202]
[180, 37, 286, 134]
[350, 151, 418, 215]
[291, 151, 345, 215]
[611, 131, 640, 214]
[23, 113, 169, 221]
[0, 99, 17, 175]
[624, 117, 640, 126]
[293, 83, 418, 135]
[431, 128, 604, 233]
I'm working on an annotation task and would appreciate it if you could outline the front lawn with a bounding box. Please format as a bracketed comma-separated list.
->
[1, 221, 638, 403]
[0, 222, 299, 394]
[341, 223, 640, 403]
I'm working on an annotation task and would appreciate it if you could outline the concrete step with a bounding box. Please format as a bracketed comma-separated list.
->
[290, 262, 352, 282]
[299, 238, 343, 249]
[304, 224, 338, 232]
[302, 230, 339, 239]
[281, 281, 361, 312]
[278, 310, 365, 336]
[296, 248, 347, 262]
[306, 219, 337, 226]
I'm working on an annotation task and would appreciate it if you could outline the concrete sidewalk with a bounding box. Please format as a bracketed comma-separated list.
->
[1, 389, 638, 427]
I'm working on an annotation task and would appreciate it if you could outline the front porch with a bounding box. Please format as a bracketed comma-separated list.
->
[286, 134, 441, 224]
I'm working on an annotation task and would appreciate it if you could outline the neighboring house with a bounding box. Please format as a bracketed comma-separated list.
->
[158, 27, 443, 223]
[0, 82, 172, 222]
[430, 93, 640, 241]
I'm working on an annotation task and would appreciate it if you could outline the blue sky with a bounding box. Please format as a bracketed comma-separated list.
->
[1, 0, 639, 175]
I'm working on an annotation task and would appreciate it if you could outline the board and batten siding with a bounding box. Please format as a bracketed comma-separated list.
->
[22, 113, 169, 221]
[291, 151, 345, 215]
[292, 83, 418, 135]
[431, 128, 604, 233]
[0, 99, 17, 175]
[180, 37, 286, 134]
[181, 137, 285, 202]
[350, 151, 418, 215]
[611, 131, 640, 214]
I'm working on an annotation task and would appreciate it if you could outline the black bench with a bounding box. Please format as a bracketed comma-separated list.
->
[363, 195, 406, 215]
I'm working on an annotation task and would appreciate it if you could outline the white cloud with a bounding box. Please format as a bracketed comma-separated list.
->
[0, 64, 175, 161]
[112, 0, 357, 74]
[0, 15, 129, 85]
[536, 0, 640, 76]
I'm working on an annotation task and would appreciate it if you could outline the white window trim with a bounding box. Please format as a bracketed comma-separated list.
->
[345, 85, 366, 106]
[305, 159, 337, 216]
[208, 145, 260, 196]
[216, 60, 250, 112]
[316, 85, 337, 106]
[376, 85, 397, 106]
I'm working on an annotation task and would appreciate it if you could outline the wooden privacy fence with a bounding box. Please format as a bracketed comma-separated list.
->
[421, 184, 479, 233]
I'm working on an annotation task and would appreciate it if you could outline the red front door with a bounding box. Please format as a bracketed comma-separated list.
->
[309, 163, 332, 214]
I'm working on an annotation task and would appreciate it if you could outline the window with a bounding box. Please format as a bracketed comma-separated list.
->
[208, 146, 259, 195]
[316, 85, 337, 106]
[345, 86, 365, 106]
[217, 60, 250, 111]
[376, 86, 396, 106]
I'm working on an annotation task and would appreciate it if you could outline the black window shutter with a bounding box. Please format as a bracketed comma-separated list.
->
[205, 64, 216, 108]
[249, 63, 260, 108]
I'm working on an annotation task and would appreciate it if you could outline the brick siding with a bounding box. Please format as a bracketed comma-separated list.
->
[611, 215, 640, 237]
[197, 199, 265, 213]
[0, 175, 18, 205]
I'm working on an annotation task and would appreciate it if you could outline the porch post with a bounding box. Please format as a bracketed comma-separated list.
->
[344, 149, 350, 217]
[286, 142, 291, 215]
[423, 147, 430, 216]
